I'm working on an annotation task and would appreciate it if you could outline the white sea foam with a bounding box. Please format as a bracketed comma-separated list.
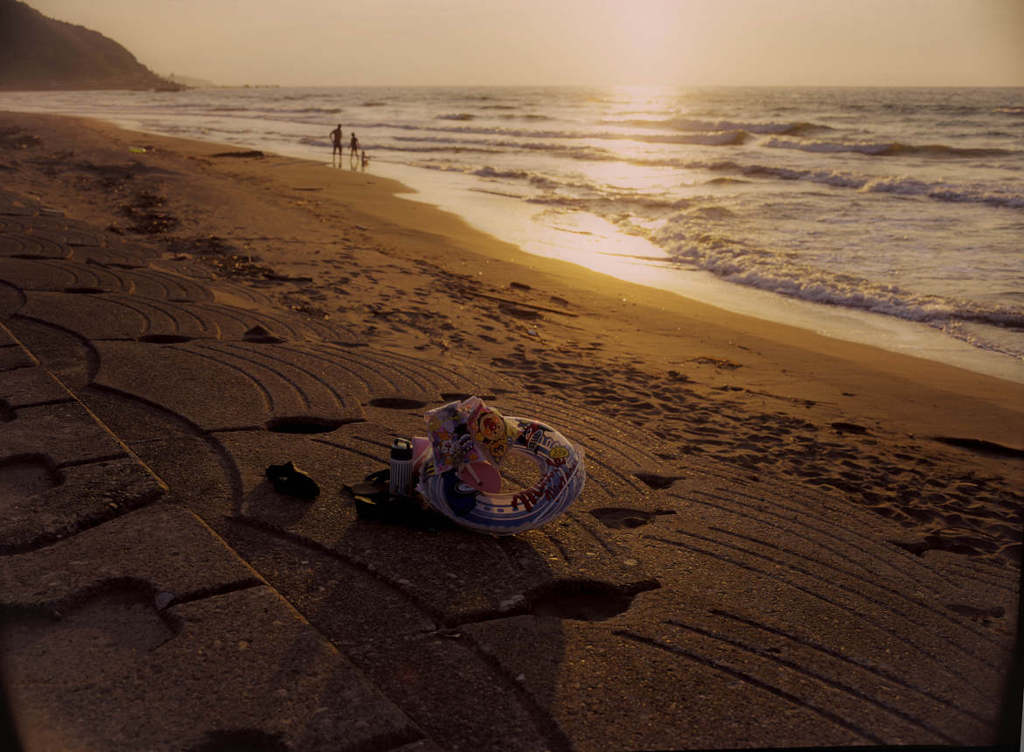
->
[861, 176, 1024, 208]
[649, 220, 1024, 349]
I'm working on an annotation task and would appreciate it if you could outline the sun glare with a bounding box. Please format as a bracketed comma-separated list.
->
[600, 2, 678, 85]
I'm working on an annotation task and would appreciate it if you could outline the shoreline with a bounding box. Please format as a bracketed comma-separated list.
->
[0, 110, 1021, 748]
[3, 111, 1023, 445]
[110, 105, 1024, 384]
[116, 120, 1024, 385]
[4, 89, 1017, 383]
[370, 158, 1024, 386]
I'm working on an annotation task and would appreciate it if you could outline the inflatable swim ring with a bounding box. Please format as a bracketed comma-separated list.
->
[411, 396, 585, 534]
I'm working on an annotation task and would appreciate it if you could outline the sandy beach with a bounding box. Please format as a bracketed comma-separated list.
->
[0, 111, 1021, 750]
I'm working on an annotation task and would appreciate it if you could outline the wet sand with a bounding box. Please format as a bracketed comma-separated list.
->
[0, 111, 1021, 750]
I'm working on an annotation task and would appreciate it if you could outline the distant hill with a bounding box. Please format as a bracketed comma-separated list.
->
[0, 0, 180, 91]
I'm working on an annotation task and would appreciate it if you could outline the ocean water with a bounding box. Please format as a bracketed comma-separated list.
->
[3, 86, 1022, 380]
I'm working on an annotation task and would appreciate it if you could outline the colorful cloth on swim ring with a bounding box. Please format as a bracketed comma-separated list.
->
[414, 396, 585, 534]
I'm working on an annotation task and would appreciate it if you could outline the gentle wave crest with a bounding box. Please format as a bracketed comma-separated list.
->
[608, 117, 830, 136]
[677, 159, 1024, 209]
[765, 137, 1015, 158]
[345, 120, 752, 146]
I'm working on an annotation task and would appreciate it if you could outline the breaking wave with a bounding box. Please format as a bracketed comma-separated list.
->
[528, 193, 695, 213]
[649, 221, 1024, 341]
[676, 159, 1024, 209]
[859, 177, 1024, 208]
[765, 138, 1015, 158]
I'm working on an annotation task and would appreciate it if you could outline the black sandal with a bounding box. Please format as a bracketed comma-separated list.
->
[265, 460, 320, 499]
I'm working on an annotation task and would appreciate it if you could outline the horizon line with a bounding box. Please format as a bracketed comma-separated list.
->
[170, 81, 1024, 90]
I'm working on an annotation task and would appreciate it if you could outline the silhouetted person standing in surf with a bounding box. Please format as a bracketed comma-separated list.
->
[329, 124, 343, 164]
[349, 132, 360, 168]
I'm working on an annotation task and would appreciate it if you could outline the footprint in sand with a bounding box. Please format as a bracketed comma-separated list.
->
[831, 421, 870, 435]
[0, 455, 62, 500]
[633, 472, 682, 490]
[526, 580, 660, 621]
[589, 507, 676, 530]
[932, 436, 1024, 459]
[368, 397, 428, 410]
[138, 334, 193, 344]
[947, 603, 1005, 622]
[264, 416, 354, 434]
[242, 325, 286, 344]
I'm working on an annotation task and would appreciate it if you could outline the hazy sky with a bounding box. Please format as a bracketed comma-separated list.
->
[29, 0, 1024, 87]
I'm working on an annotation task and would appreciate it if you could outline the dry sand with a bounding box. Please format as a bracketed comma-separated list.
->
[0, 111, 1021, 750]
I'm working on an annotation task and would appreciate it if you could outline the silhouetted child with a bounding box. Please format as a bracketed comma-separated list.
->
[361, 149, 370, 171]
